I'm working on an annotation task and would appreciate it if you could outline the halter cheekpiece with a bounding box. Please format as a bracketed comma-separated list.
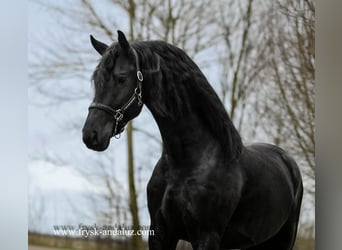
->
[88, 47, 159, 139]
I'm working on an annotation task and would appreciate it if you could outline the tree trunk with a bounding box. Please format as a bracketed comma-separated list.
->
[127, 1, 144, 249]
[126, 122, 144, 249]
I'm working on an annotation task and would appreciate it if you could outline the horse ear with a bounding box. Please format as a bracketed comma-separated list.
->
[90, 35, 108, 55]
[117, 30, 130, 52]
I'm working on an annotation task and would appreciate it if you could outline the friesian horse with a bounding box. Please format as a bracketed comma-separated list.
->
[82, 31, 303, 250]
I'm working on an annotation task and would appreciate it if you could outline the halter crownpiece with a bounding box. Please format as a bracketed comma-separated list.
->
[88, 47, 159, 139]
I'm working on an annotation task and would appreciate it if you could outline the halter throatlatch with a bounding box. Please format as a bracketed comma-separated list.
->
[88, 47, 159, 139]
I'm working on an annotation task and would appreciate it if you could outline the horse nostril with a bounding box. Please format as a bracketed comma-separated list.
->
[83, 129, 99, 146]
[90, 130, 99, 146]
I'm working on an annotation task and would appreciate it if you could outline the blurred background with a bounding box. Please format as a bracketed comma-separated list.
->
[28, 0, 315, 249]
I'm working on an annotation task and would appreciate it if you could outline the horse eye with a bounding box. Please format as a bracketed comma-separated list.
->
[117, 76, 127, 84]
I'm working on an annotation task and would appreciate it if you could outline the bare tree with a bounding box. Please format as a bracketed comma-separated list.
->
[258, 0, 315, 186]
[253, 0, 315, 235]
[216, 0, 266, 132]
[76, 154, 129, 227]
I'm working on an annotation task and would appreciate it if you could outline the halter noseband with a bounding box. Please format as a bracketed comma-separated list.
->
[88, 47, 159, 139]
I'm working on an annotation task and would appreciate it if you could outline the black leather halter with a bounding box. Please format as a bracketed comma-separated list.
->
[88, 47, 159, 138]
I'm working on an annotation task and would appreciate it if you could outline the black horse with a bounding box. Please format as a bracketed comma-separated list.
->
[82, 31, 303, 250]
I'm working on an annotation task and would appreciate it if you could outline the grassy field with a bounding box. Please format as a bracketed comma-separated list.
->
[29, 232, 314, 250]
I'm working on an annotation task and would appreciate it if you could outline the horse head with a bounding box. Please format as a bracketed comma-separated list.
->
[82, 31, 143, 151]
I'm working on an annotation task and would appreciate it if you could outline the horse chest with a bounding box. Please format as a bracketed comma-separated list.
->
[159, 174, 227, 232]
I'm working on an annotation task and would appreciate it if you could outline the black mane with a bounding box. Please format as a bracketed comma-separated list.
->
[108, 41, 243, 161]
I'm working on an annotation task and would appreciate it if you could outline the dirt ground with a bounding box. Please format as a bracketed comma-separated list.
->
[29, 246, 73, 250]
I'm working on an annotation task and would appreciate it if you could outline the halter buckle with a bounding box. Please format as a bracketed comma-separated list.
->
[114, 111, 123, 121]
[137, 70, 143, 82]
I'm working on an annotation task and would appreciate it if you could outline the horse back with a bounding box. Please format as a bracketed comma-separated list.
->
[241, 143, 302, 196]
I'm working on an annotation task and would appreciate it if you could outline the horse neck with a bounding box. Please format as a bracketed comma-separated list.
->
[145, 101, 220, 168]
[139, 45, 242, 166]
